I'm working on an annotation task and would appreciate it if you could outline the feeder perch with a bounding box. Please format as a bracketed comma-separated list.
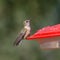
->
[26, 24, 60, 50]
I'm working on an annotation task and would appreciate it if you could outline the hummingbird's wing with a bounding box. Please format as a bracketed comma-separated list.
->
[14, 28, 26, 46]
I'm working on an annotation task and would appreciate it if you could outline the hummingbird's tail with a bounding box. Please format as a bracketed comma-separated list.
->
[13, 33, 25, 46]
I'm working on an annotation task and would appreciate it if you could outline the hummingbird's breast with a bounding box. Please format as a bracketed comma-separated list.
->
[24, 26, 31, 31]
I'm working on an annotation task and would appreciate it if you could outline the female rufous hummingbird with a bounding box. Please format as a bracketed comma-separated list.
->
[14, 20, 31, 46]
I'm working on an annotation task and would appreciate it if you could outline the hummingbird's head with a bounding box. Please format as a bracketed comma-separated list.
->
[24, 20, 30, 26]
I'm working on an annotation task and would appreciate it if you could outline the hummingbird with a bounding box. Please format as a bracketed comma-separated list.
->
[14, 20, 31, 46]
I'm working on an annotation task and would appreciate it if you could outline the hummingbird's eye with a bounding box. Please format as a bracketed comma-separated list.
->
[26, 21, 29, 23]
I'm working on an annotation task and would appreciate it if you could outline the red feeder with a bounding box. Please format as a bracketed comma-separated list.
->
[26, 24, 60, 50]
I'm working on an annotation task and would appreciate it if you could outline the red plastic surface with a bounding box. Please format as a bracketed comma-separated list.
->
[27, 24, 60, 40]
